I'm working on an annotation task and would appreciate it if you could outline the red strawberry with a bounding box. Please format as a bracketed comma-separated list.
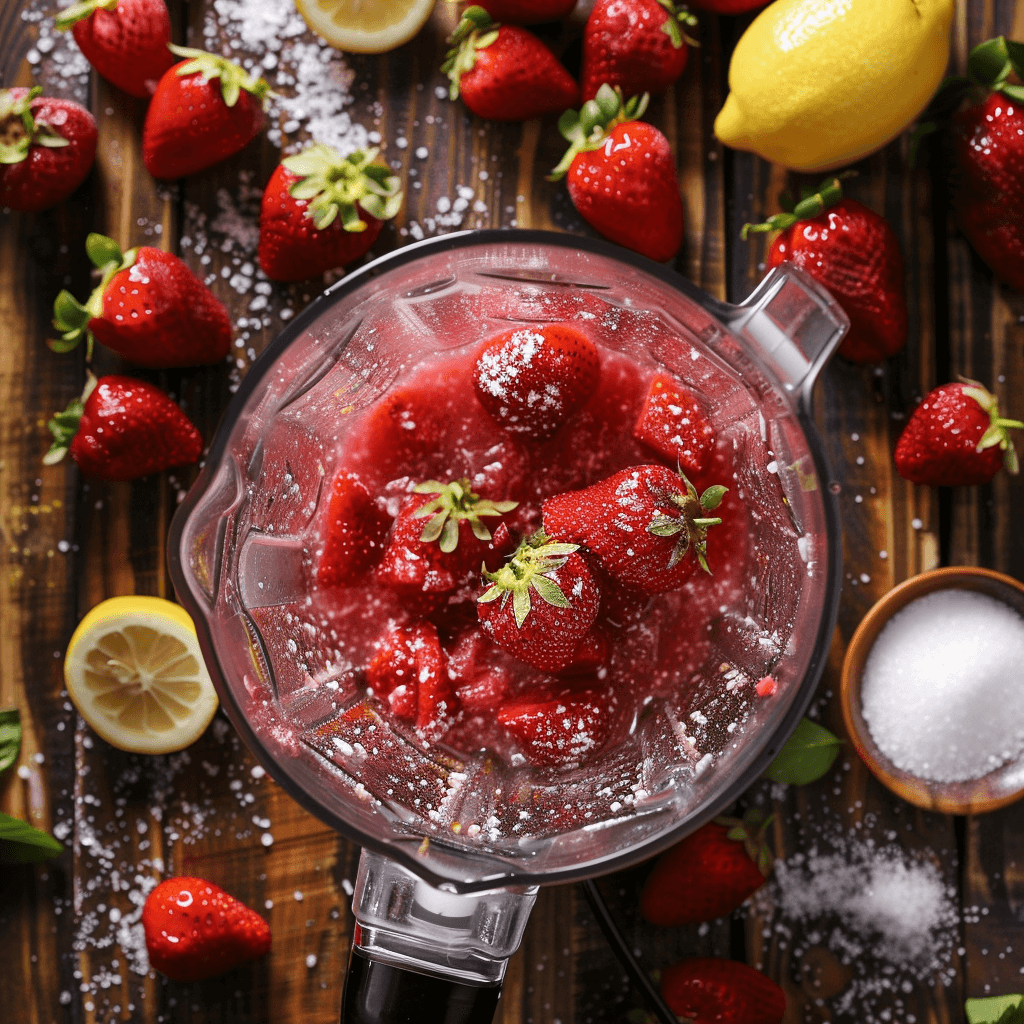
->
[745, 174, 907, 364]
[660, 958, 786, 1024]
[580, 0, 698, 103]
[56, 0, 175, 98]
[366, 622, 456, 731]
[549, 86, 684, 263]
[477, 532, 601, 672]
[44, 373, 203, 481]
[496, 682, 614, 766]
[446, 628, 510, 710]
[258, 145, 402, 283]
[443, 7, 580, 122]
[0, 87, 97, 212]
[541, 464, 726, 595]
[472, 0, 577, 22]
[640, 811, 771, 925]
[142, 876, 271, 982]
[376, 479, 518, 598]
[317, 471, 391, 586]
[894, 379, 1023, 487]
[473, 323, 601, 441]
[143, 46, 269, 179]
[634, 372, 715, 474]
[49, 233, 231, 368]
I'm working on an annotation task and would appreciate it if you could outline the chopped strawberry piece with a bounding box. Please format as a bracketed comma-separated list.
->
[634, 373, 716, 475]
[755, 675, 778, 697]
[446, 629, 510, 710]
[317, 471, 391, 587]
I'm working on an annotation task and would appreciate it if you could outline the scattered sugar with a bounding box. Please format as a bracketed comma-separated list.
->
[861, 589, 1024, 781]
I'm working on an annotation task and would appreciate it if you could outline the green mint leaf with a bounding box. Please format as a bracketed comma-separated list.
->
[0, 811, 63, 863]
[966, 996, 1024, 1024]
[0, 708, 20, 774]
[764, 718, 842, 785]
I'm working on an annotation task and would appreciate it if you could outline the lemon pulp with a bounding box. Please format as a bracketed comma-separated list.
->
[64, 596, 218, 755]
[295, 0, 436, 54]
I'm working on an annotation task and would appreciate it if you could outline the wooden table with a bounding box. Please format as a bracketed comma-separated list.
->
[3, 0, 1024, 1021]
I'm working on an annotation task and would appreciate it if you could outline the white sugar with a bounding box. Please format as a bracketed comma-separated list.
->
[861, 588, 1024, 782]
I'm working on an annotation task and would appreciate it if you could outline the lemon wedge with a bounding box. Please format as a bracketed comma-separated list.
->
[294, 0, 436, 54]
[64, 596, 218, 755]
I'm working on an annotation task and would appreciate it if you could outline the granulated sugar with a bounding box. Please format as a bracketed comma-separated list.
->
[861, 589, 1024, 782]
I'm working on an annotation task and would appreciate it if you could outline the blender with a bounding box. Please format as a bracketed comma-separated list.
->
[168, 230, 847, 1024]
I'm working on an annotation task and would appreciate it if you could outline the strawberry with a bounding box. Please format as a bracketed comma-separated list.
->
[376, 479, 518, 598]
[443, 6, 580, 122]
[446, 628, 510, 710]
[580, 0, 698, 103]
[48, 233, 231, 368]
[541, 465, 726, 595]
[496, 682, 615, 766]
[477, 532, 601, 672]
[142, 46, 270, 179]
[894, 379, 1023, 487]
[44, 373, 203, 481]
[0, 87, 97, 212]
[317, 471, 391, 587]
[640, 811, 771, 925]
[744, 174, 907, 364]
[549, 85, 684, 263]
[634, 372, 715, 474]
[469, 0, 578, 22]
[660, 958, 786, 1024]
[142, 876, 270, 982]
[366, 622, 456, 731]
[258, 145, 402, 283]
[56, 0, 175, 99]
[473, 323, 601, 441]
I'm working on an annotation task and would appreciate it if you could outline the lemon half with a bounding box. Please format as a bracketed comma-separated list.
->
[295, 0, 436, 54]
[64, 596, 218, 755]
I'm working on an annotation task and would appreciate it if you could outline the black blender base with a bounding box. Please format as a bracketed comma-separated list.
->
[341, 949, 502, 1024]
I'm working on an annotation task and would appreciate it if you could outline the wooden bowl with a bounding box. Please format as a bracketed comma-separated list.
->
[841, 566, 1024, 815]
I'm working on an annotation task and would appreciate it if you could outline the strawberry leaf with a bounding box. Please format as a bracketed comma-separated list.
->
[700, 485, 727, 510]
[531, 574, 570, 609]
[764, 718, 841, 785]
[0, 812, 63, 863]
[512, 587, 531, 629]
[439, 517, 459, 553]
[0, 708, 20, 775]
[85, 232, 122, 271]
[966, 996, 1024, 1024]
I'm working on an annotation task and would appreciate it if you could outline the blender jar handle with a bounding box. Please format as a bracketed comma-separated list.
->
[725, 265, 850, 413]
[341, 848, 538, 1024]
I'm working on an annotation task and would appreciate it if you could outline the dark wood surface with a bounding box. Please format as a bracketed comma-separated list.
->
[2, 1, 1024, 1021]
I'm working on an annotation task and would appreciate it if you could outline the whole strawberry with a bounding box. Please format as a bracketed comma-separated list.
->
[894, 379, 1022, 487]
[143, 46, 270, 179]
[744, 175, 907, 364]
[443, 6, 580, 122]
[549, 85, 684, 263]
[0, 87, 97, 212]
[541, 464, 726, 595]
[56, 0, 175, 98]
[44, 373, 203, 481]
[471, 0, 578, 22]
[473, 323, 601, 440]
[142, 876, 271, 982]
[477, 532, 601, 673]
[316, 471, 391, 587]
[49, 233, 231, 367]
[660, 958, 785, 1024]
[640, 811, 770, 925]
[580, 0, 698, 102]
[258, 145, 402, 282]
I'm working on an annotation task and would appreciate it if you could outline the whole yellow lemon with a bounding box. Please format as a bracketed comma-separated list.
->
[715, 0, 955, 171]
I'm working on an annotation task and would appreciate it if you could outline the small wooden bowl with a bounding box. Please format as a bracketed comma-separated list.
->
[841, 566, 1024, 815]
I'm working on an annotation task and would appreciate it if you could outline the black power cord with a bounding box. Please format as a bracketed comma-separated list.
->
[580, 879, 679, 1024]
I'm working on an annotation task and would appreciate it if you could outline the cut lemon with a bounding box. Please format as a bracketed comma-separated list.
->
[64, 596, 218, 755]
[294, 0, 436, 54]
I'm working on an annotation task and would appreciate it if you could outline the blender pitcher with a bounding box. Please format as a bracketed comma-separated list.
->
[168, 230, 847, 1024]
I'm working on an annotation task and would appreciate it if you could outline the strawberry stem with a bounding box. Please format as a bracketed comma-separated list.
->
[54, 0, 118, 31]
[960, 378, 1024, 475]
[167, 44, 272, 108]
[655, 0, 699, 50]
[742, 171, 855, 239]
[43, 371, 97, 466]
[0, 86, 70, 165]
[412, 478, 517, 553]
[441, 7, 501, 101]
[648, 472, 727, 575]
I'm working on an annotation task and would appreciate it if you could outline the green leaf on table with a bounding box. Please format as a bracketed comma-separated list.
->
[966, 996, 1024, 1024]
[0, 811, 63, 863]
[764, 718, 842, 785]
[0, 708, 20, 774]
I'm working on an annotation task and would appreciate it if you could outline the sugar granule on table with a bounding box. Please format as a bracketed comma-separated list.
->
[860, 588, 1024, 782]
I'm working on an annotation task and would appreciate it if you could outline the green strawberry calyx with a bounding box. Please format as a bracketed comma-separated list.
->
[741, 170, 856, 239]
[442, 6, 501, 101]
[49, 233, 137, 363]
[54, 0, 118, 31]
[0, 86, 71, 165]
[478, 532, 579, 629]
[548, 84, 650, 181]
[281, 145, 403, 232]
[168, 44, 272, 108]
[960, 377, 1024, 475]
[713, 807, 774, 876]
[43, 371, 98, 466]
[647, 471, 726, 575]
[412, 478, 517, 552]
[655, 0, 699, 50]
